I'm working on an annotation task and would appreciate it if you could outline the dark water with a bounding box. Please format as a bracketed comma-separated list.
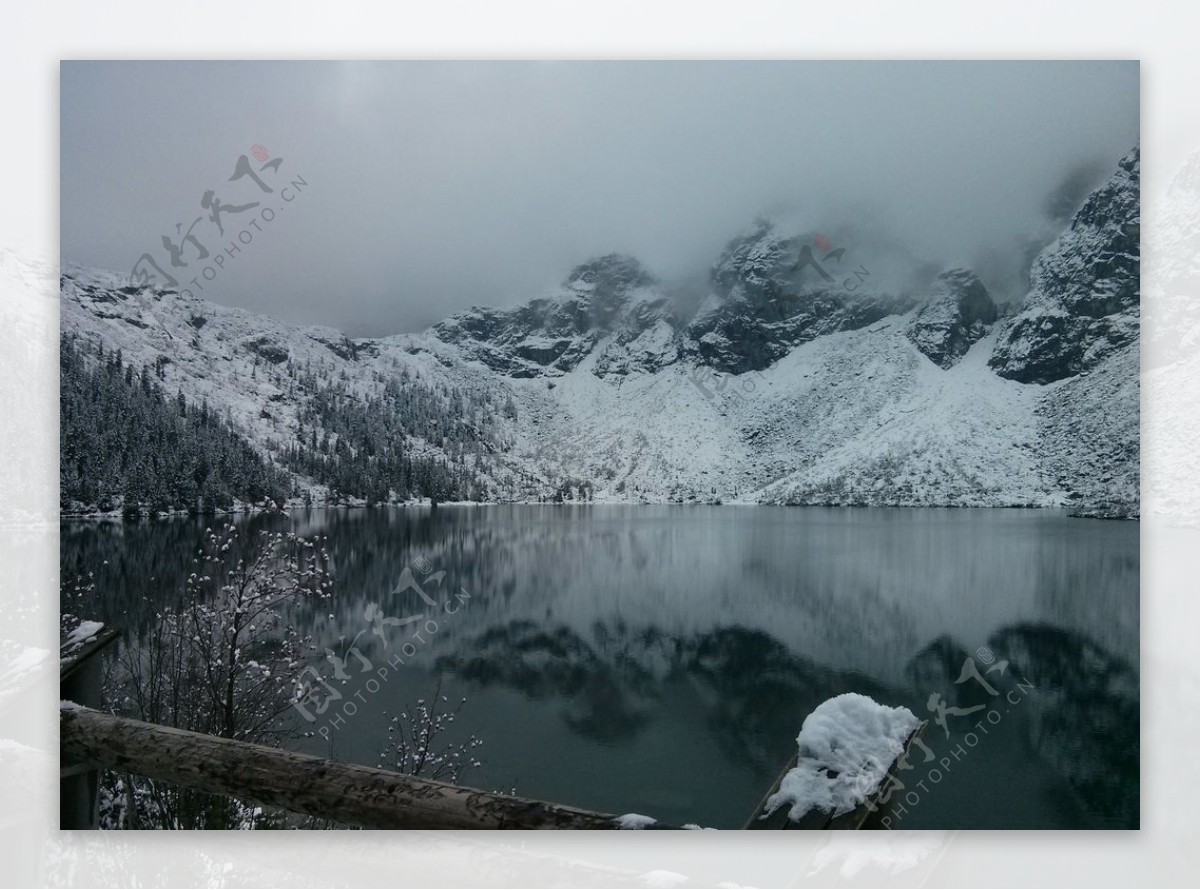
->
[61, 506, 1139, 829]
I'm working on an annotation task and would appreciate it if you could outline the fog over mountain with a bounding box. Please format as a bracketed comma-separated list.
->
[58, 144, 1140, 516]
[61, 61, 1138, 336]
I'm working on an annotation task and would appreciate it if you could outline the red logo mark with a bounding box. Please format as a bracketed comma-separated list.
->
[250, 144, 270, 162]
[813, 233, 834, 253]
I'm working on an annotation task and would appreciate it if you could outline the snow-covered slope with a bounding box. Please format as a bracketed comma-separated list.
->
[753, 324, 1048, 506]
[58, 150, 1140, 515]
[59, 265, 527, 506]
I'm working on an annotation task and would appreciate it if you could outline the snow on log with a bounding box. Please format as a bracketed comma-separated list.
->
[763, 693, 919, 823]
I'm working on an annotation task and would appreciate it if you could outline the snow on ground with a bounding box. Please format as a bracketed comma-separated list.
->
[764, 693, 919, 822]
[60, 266, 527, 501]
[503, 315, 1058, 507]
[59, 260, 1135, 510]
[1038, 343, 1139, 514]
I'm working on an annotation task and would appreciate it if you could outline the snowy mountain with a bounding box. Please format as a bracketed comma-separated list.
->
[58, 149, 1141, 516]
[990, 147, 1140, 384]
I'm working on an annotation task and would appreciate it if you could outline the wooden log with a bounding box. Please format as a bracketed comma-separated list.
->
[826, 722, 928, 830]
[60, 706, 647, 830]
[744, 721, 928, 830]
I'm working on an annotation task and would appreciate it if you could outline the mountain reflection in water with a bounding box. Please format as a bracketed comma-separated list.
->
[62, 505, 1138, 828]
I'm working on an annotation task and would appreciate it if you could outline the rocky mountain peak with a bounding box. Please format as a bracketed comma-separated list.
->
[989, 147, 1140, 384]
[427, 253, 674, 378]
[689, 220, 911, 374]
[564, 253, 655, 293]
[710, 219, 792, 301]
[560, 253, 660, 333]
[906, 267, 997, 369]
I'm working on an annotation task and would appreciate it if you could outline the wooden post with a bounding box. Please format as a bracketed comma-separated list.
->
[59, 625, 120, 830]
[744, 722, 928, 830]
[60, 706, 663, 830]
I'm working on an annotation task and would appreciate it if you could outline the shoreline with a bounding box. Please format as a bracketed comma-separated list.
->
[58, 500, 1140, 521]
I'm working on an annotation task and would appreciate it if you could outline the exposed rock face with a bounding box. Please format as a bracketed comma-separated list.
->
[686, 222, 912, 374]
[241, 333, 290, 364]
[55, 148, 1141, 515]
[990, 148, 1140, 384]
[906, 268, 997, 369]
[305, 329, 366, 362]
[430, 254, 679, 378]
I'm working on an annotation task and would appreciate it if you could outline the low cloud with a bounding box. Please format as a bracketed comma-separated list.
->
[61, 61, 1138, 336]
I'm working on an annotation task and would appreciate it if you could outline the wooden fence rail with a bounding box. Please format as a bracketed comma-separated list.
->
[59, 626, 915, 831]
[60, 706, 647, 830]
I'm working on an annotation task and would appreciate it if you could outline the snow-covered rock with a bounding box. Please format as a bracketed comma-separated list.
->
[906, 268, 997, 369]
[428, 254, 679, 378]
[686, 220, 913, 374]
[990, 147, 1140, 384]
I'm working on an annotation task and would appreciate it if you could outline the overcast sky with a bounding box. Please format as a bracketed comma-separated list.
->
[61, 61, 1138, 336]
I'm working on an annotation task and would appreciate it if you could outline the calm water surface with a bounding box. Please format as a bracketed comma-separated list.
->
[62, 506, 1139, 829]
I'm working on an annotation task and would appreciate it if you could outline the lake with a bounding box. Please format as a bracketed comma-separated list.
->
[61, 505, 1139, 829]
